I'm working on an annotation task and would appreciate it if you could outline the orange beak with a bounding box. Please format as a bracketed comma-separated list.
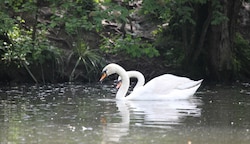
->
[100, 72, 107, 81]
[116, 81, 122, 89]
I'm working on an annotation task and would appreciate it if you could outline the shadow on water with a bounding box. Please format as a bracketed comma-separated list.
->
[0, 83, 250, 143]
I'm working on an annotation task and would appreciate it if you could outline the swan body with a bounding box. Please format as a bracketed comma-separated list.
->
[117, 71, 145, 90]
[100, 63, 203, 100]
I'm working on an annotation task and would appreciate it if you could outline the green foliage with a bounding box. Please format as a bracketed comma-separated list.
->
[69, 40, 104, 81]
[176, 5, 195, 24]
[155, 32, 184, 65]
[140, 0, 171, 21]
[147, 0, 232, 68]
[164, 47, 184, 66]
[49, 0, 130, 34]
[1, 24, 61, 66]
[1, 0, 242, 82]
[101, 34, 159, 58]
[233, 33, 250, 77]
[141, 0, 229, 33]
[1, 0, 62, 64]
[0, 12, 15, 34]
[49, 0, 97, 33]
[90, 1, 131, 33]
[140, 0, 205, 25]
[153, 0, 229, 26]
[96, 2, 129, 22]
[211, 1, 229, 25]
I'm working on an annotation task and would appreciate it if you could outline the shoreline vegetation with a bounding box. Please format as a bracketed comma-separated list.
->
[1, 0, 250, 84]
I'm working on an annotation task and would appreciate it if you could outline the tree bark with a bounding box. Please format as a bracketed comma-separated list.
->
[185, 0, 241, 82]
[207, 0, 241, 82]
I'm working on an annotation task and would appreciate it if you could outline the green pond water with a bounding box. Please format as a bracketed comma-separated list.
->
[0, 82, 250, 144]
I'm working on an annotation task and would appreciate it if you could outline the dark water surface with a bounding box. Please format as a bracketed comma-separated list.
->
[0, 83, 250, 144]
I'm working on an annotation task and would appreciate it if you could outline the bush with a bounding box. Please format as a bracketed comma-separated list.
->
[100, 34, 159, 58]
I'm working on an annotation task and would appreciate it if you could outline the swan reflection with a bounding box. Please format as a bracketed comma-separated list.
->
[128, 100, 201, 128]
[101, 101, 130, 143]
[101, 98, 202, 143]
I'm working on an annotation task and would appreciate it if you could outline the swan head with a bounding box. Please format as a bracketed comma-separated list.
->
[100, 63, 124, 81]
[116, 76, 122, 88]
[116, 80, 122, 89]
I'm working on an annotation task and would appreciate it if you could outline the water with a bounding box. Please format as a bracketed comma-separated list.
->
[0, 83, 250, 144]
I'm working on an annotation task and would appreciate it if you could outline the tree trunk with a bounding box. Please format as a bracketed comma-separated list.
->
[207, 0, 241, 82]
[208, 22, 232, 81]
[185, 0, 241, 82]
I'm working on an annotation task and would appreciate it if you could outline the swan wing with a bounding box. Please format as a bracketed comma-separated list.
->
[176, 79, 203, 90]
[143, 74, 195, 95]
[126, 74, 203, 100]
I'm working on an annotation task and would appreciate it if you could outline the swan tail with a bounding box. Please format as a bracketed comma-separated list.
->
[176, 79, 203, 90]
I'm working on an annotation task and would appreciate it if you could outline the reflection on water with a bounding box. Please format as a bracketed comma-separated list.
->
[0, 83, 250, 144]
[128, 100, 201, 128]
[101, 101, 130, 143]
[101, 99, 202, 143]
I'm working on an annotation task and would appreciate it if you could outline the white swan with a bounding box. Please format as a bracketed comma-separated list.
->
[116, 71, 145, 90]
[100, 63, 203, 100]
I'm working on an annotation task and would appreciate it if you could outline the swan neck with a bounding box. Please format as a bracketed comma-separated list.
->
[116, 67, 130, 99]
[134, 73, 145, 89]
[126, 71, 145, 89]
